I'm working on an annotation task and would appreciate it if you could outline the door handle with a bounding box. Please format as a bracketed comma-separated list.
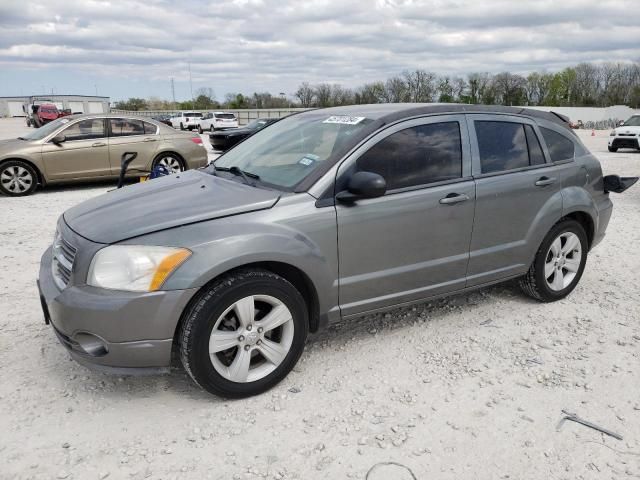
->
[92, 142, 106, 147]
[439, 193, 470, 205]
[143, 137, 157, 142]
[535, 176, 556, 187]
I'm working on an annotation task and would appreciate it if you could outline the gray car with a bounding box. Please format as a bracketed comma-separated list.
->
[37, 104, 636, 398]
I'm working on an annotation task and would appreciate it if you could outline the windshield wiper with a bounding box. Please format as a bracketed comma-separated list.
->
[215, 166, 260, 186]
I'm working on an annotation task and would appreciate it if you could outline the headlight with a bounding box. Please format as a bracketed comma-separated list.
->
[88, 245, 191, 292]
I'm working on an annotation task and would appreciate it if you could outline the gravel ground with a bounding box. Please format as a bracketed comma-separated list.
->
[0, 117, 639, 480]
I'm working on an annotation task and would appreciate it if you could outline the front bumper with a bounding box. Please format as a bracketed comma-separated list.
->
[609, 136, 640, 149]
[38, 246, 198, 372]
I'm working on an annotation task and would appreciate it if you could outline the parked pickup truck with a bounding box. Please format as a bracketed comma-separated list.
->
[169, 112, 203, 130]
[198, 112, 238, 133]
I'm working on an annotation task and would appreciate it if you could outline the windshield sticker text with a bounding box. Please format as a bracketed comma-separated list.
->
[323, 116, 366, 125]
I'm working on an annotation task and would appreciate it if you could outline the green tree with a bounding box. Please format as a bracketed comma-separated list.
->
[114, 97, 147, 111]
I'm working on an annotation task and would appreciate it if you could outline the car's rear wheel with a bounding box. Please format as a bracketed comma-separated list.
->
[179, 269, 308, 398]
[0, 160, 38, 196]
[198, 125, 203, 134]
[152, 153, 184, 174]
[608, 146, 618, 152]
[179, 122, 185, 131]
[519, 219, 588, 302]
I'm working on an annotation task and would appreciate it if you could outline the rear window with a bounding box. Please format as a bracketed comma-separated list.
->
[214, 113, 236, 119]
[184, 112, 202, 117]
[539, 127, 575, 162]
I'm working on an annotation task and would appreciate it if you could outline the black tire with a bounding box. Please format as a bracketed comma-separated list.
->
[519, 219, 588, 302]
[179, 269, 309, 398]
[179, 122, 185, 131]
[608, 146, 618, 152]
[152, 153, 185, 173]
[198, 125, 203, 134]
[0, 160, 39, 196]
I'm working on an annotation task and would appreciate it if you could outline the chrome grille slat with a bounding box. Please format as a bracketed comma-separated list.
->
[52, 230, 77, 290]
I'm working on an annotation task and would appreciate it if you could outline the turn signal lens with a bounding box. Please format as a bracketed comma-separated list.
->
[149, 249, 192, 291]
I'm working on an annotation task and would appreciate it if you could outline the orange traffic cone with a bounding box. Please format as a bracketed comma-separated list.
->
[591, 129, 595, 136]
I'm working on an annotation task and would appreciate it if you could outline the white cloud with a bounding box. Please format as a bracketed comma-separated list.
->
[0, 0, 639, 99]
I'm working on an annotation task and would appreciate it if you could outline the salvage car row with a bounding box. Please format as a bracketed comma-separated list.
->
[0, 113, 279, 196]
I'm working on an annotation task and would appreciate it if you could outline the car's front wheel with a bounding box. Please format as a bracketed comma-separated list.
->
[608, 146, 618, 152]
[0, 160, 38, 196]
[179, 269, 309, 398]
[519, 219, 588, 302]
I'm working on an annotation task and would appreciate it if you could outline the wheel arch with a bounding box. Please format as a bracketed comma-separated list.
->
[172, 260, 322, 351]
[0, 157, 45, 185]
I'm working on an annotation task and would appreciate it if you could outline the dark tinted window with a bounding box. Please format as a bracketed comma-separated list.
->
[215, 113, 236, 119]
[525, 125, 546, 165]
[61, 119, 105, 141]
[143, 121, 158, 134]
[356, 122, 462, 190]
[110, 119, 145, 137]
[476, 121, 529, 173]
[540, 127, 575, 162]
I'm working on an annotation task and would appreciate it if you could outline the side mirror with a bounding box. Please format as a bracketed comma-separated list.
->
[52, 134, 66, 145]
[618, 121, 625, 126]
[336, 171, 386, 202]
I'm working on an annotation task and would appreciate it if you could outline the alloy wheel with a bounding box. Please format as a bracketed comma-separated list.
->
[208, 295, 294, 383]
[156, 156, 183, 173]
[544, 232, 582, 291]
[1, 166, 33, 194]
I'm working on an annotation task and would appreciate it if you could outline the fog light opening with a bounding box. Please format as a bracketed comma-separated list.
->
[73, 332, 109, 357]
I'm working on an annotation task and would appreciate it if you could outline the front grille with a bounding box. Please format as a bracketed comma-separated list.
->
[51, 231, 77, 289]
[612, 138, 639, 149]
[618, 133, 637, 137]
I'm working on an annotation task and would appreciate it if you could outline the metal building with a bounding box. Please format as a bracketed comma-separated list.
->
[0, 95, 110, 117]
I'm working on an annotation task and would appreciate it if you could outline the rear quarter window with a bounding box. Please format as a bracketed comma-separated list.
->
[539, 127, 575, 162]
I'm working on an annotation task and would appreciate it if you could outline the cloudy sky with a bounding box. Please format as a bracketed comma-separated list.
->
[1, 0, 639, 101]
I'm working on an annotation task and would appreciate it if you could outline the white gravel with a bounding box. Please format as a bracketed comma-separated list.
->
[1, 118, 639, 480]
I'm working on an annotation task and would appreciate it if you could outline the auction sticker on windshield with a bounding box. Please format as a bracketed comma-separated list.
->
[323, 116, 366, 125]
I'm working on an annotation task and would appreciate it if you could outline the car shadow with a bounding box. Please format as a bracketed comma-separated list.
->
[43, 281, 533, 402]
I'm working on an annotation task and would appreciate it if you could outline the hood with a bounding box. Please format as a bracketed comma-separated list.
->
[614, 125, 640, 134]
[63, 170, 281, 244]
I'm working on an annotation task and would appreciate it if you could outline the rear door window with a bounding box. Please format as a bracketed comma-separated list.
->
[475, 121, 550, 173]
[476, 121, 529, 173]
[356, 122, 463, 190]
[539, 127, 575, 162]
[109, 119, 145, 137]
[143, 121, 158, 134]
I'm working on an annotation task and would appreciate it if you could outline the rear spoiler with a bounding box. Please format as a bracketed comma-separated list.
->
[550, 111, 571, 124]
[604, 175, 638, 193]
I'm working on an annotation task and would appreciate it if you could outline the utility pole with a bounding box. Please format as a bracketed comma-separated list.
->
[170, 78, 176, 107]
[188, 62, 194, 107]
[94, 84, 98, 96]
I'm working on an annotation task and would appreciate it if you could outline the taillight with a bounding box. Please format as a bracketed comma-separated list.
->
[190, 137, 203, 144]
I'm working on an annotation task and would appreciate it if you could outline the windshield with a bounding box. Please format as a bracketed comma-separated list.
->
[19, 117, 72, 141]
[210, 113, 372, 190]
[623, 116, 640, 127]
